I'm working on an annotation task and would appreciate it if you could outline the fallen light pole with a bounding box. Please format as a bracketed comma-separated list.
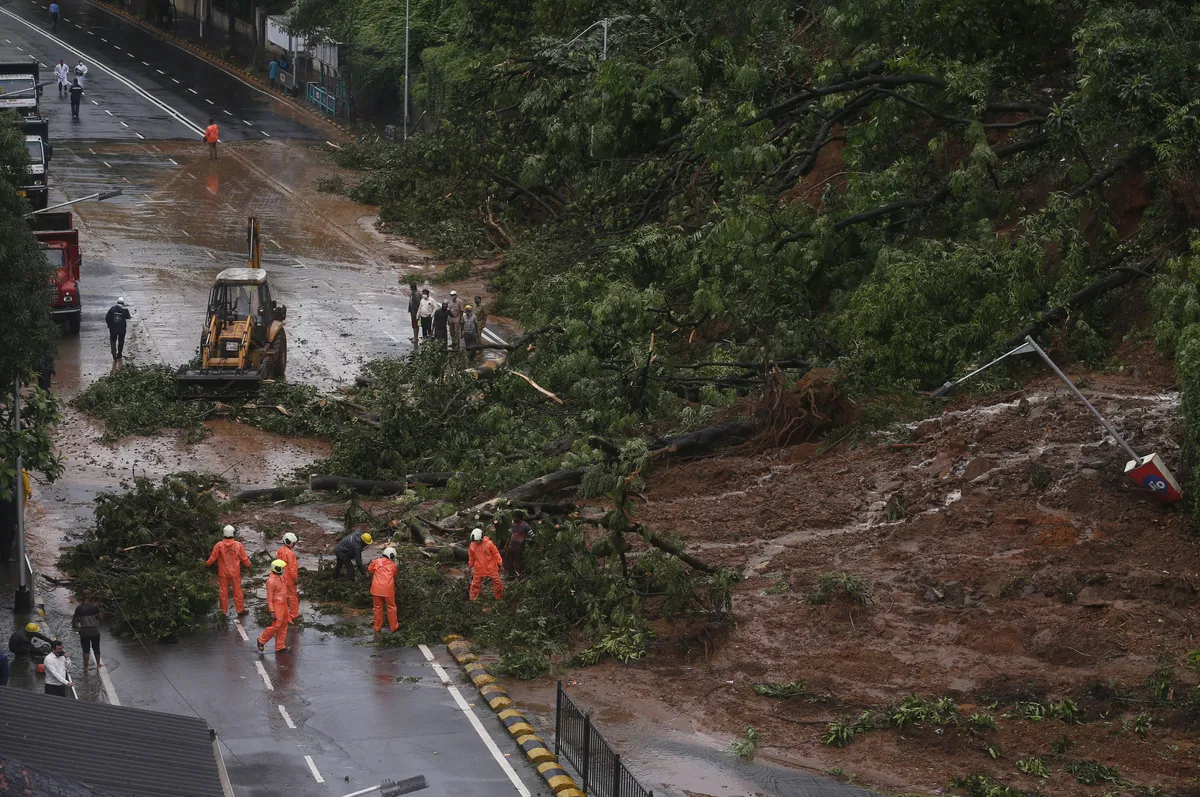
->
[23, 189, 123, 217]
[934, 335, 1183, 503]
[339, 776, 428, 797]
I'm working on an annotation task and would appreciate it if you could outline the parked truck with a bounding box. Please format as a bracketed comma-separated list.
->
[30, 212, 82, 334]
[22, 118, 52, 211]
[0, 58, 43, 119]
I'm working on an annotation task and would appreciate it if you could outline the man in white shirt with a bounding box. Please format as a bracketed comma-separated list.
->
[418, 289, 436, 339]
[43, 640, 72, 696]
[73, 61, 88, 88]
[54, 60, 70, 96]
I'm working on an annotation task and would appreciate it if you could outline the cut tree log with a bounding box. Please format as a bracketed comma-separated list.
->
[501, 468, 586, 502]
[309, 473, 460, 495]
[650, 419, 761, 458]
[631, 526, 723, 574]
[510, 370, 563, 403]
[233, 486, 304, 503]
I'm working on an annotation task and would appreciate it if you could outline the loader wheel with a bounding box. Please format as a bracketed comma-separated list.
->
[275, 329, 287, 381]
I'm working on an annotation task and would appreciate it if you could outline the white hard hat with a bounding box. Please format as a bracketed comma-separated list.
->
[383, 546, 397, 561]
[117, 297, 126, 306]
[222, 525, 235, 538]
[282, 532, 298, 546]
[470, 528, 483, 542]
[450, 290, 457, 296]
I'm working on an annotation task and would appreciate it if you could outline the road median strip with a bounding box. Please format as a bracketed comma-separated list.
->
[444, 634, 584, 797]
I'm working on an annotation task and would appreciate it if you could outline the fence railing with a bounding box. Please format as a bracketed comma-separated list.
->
[554, 681, 653, 797]
[306, 82, 341, 116]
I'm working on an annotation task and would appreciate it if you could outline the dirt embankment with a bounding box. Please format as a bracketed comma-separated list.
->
[562, 357, 1200, 796]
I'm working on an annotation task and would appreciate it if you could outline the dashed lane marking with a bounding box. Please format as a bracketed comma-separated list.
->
[205, 249, 216, 260]
[222, 109, 231, 115]
[304, 756, 324, 784]
[243, 119, 252, 125]
[168, 157, 178, 165]
[135, 132, 144, 139]
[262, 131, 270, 137]
[178, 228, 190, 236]
[119, 120, 128, 127]
[417, 644, 531, 796]
[278, 705, 296, 729]
[187, 87, 197, 94]
[234, 619, 249, 641]
[88, 147, 95, 154]
[142, 60, 149, 65]
[105, 109, 113, 115]
[171, 77, 179, 83]
[156, 68, 164, 74]
[254, 660, 273, 690]
[102, 161, 111, 168]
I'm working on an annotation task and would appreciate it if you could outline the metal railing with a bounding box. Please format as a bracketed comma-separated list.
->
[306, 82, 340, 116]
[554, 681, 653, 797]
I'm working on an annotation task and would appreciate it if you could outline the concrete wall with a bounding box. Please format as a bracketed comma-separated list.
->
[171, 0, 256, 44]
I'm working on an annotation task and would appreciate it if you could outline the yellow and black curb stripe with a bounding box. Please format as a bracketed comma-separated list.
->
[86, 0, 354, 140]
[444, 634, 583, 797]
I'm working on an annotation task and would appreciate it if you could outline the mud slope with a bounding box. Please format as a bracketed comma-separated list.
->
[627, 366, 1199, 795]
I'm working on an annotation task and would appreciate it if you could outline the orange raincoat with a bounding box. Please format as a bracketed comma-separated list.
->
[468, 537, 504, 601]
[276, 544, 299, 620]
[257, 572, 290, 652]
[206, 538, 251, 614]
[367, 556, 399, 633]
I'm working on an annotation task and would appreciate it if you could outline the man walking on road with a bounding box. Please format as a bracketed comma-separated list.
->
[43, 641, 72, 696]
[447, 290, 464, 352]
[54, 60, 69, 96]
[71, 590, 103, 672]
[206, 525, 251, 616]
[467, 528, 504, 602]
[49, 2, 59, 31]
[204, 118, 219, 160]
[332, 531, 372, 581]
[69, 78, 83, 119]
[368, 547, 399, 634]
[73, 61, 88, 88]
[407, 281, 421, 344]
[257, 560, 291, 654]
[276, 532, 300, 622]
[268, 57, 279, 90]
[105, 298, 131, 361]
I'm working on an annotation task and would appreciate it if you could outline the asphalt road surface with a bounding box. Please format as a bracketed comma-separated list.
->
[2, 6, 547, 796]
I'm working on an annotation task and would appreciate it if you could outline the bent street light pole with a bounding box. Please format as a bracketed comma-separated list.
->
[402, 0, 410, 140]
[13, 376, 31, 613]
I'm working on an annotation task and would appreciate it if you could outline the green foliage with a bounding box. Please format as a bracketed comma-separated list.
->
[823, 711, 876, 747]
[58, 474, 226, 640]
[1065, 760, 1130, 788]
[885, 694, 960, 728]
[952, 774, 1041, 797]
[0, 383, 62, 497]
[433, 259, 473, 283]
[1015, 757, 1050, 779]
[493, 650, 550, 680]
[728, 726, 761, 762]
[807, 571, 873, 605]
[969, 713, 998, 731]
[753, 680, 808, 699]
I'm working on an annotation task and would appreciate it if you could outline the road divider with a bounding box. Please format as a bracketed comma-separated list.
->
[443, 635, 584, 797]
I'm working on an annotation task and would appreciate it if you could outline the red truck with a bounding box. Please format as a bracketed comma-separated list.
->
[31, 212, 82, 334]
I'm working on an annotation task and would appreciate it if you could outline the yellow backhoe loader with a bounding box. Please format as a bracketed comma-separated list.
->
[175, 217, 287, 395]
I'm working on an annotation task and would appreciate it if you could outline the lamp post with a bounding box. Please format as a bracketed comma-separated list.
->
[13, 377, 31, 614]
[402, 0, 410, 140]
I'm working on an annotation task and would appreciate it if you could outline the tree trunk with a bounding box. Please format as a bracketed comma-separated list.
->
[650, 418, 760, 458]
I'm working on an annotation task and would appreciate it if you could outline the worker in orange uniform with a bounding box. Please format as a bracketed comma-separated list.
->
[276, 532, 300, 622]
[368, 547, 399, 633]
[257, 559, 291, 654]
[467, 528, 504, 601]
[203, 117, 219, 159]
[206, 525, 251, 616]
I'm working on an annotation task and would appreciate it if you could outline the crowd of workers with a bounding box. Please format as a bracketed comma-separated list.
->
[407, 282, 490, 358]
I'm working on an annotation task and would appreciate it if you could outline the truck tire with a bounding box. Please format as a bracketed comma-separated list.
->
[68, 311, 81, 335]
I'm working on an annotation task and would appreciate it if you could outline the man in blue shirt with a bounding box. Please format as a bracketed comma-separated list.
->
[49, 1, 59, 30]
[268, 58, 279, 90]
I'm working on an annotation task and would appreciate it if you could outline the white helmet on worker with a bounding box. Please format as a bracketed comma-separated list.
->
[282, 532, 298, 546]
[383, 546, 397, 561]
[222, 524, 236, 538]
[117, 297, 126, 306]
[470, 528, 484, 542]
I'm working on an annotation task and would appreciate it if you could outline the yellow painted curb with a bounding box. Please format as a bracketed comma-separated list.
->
[556, 790, 585, 797]
[443, 633, 463, 642]
[463, 661, 489, 674]
[479, 683, 508, 697]
[470, 670, 497, 687]
[545, 775, 578, 794]
[498, 708, 525, 721]
[487, 694, 514, 710]
[506, 721, 536, 737]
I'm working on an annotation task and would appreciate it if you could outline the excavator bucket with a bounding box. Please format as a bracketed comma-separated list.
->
[174, 217, 286, 397]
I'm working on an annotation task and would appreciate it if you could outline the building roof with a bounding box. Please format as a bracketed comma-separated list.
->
[216, 267, 267, 284]
[0, 688, 228, 797]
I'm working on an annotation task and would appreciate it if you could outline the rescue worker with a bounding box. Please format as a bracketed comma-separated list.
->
[105, 298, 132, 361]
[332, 531, 372, 581]
[276, 532, 300, 622]
[206, 525, 251, 616]
[447, 290, 464, 351]
[204, 117, 219, 160]
[9, 622, 54, 659]
[69, 78, 83, 120]
[257, 560, 291, 654]
[504, 510, 532, 579]
[467, 528, 504, 601]
[368, 547, 400, 634]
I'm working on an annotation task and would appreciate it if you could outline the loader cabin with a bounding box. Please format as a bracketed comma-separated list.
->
[203, 268, 279, 367]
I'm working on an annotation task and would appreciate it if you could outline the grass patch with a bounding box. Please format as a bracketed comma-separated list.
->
[753, 680, 808, 699]
[806, 572, 872, 605]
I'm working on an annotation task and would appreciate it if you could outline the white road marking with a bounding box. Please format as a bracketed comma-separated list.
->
[304, 756, 324, 784]
[188, 88, 198, 94]
[222, 109, 231, 115]
[384, 332, 397, 342]
[156, 69, 165, 74]
[88, 147, 96, 154]
[172, 78, 180, 83]
[416, 644, 530, 796]
[0, 8, 207, 137]
[99, 665, 121, 706]
[168, 157, 178, 165]
[234, 619, 249, 641]
[105, 109, 113, 115]
[205, 250, 216, 260]
[119, 121, 128, 127]
[278, 705, 296, 729]
[127, 53, 135, 58]
[142, 61, 149, 65]
[262, 131, 270, 137]
[91, 99, 98, 104]
[100, 37, 106, 41]
[102, 161, 111, 168]
[135, 132, 144, 139]
[243, 119, 252, 125]
[254, 660, 274, 690]
[179, 229, 190, 236]
[87, 30, 93, 34]
[482, 328, 506, 345]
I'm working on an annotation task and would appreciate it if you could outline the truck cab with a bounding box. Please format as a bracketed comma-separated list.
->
[30, 212, 81, 334]
[22, 131, 51, 210]
[0, 59, 42, 119]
